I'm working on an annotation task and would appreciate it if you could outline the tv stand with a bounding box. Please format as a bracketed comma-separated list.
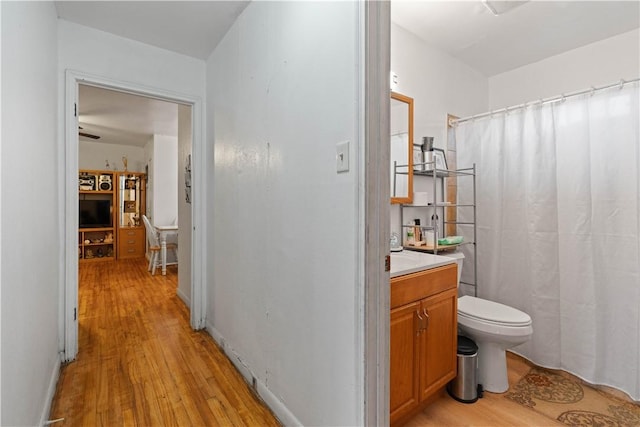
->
[78, 169, 116, 262]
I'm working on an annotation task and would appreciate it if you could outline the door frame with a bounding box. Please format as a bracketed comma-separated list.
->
[362, 1, 390, 425]
[62, 70, 206, 361]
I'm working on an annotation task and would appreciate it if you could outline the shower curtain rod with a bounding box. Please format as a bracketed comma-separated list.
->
[450, 77, 640, 126]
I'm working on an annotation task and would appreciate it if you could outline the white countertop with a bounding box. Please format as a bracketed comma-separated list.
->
[390, 250, 456, 278]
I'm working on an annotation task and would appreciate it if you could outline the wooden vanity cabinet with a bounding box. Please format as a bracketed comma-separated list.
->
[390, 263, 458, 426]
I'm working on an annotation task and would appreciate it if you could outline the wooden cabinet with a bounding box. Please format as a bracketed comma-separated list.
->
[390, 263, 457, 426]
[116, 172, 146, 259]
[79, 170, 116, 262]
[118, 227, 145, 259]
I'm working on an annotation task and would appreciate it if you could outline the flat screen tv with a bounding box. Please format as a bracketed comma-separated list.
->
[79, 199, 112, 228]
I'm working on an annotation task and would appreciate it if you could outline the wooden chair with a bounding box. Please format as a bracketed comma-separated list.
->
[142, 215, 177, 275]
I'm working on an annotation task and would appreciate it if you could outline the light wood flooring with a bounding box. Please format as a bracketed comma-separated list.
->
[49, 259, 280, 426]
[404, 353, 565, 426]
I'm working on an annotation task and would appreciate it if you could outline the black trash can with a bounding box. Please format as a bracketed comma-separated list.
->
[447, 335, 479, 403]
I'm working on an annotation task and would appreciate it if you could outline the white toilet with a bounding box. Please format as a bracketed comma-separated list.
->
[445, 252, 533, 393]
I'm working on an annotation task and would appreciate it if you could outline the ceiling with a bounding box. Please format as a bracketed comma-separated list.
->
[55, 1, 249, 60]
[391, 1, 640, 77]
[63, 1, 640, 147]
[78, 85, 178, 147]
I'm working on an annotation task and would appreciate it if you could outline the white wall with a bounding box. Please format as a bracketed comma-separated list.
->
[177, 105, 192, 305]
[489, 29, 640, 109]
[58, 20, 205, 101]
[390, 23, 489, 237]
[149, 135, 178, 226]
[1, 2, 61, 425]
[391, 23, 488, 152]
[79, 140, 145, 172]
[207, 2, 362, 425]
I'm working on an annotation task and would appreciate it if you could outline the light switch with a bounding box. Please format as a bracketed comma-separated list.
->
[336, 141, 349, 173]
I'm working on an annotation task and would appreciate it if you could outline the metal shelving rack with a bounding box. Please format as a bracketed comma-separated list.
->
[398, 162, 478, 296]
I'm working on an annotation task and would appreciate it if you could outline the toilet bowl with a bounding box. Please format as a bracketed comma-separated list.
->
[444, 251, 533, 393]
[457, 296, 532, 393]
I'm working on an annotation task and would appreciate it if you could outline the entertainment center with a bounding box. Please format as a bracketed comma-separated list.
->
[78, 169, 146, 262]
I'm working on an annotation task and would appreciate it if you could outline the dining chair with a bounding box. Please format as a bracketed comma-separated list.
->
[142, 214, 177, 275]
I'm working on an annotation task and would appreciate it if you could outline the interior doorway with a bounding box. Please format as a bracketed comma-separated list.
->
[77, 82, 189, 290]
[64, 71, 206, 361]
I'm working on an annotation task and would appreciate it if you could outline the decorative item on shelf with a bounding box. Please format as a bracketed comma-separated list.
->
[96, 248, 104, 258]
[124, 200, 136, 213]
[106, 247, 114, 257]
[133, 215, 140, 226]
[85, 249, 94, 259]
[104, 232, 113, 243]
[84, 239, 90, 245]
[122, 156, 128, 171]
[432, 148, 448, 171]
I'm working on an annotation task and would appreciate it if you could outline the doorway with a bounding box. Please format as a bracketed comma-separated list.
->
[63, 71, 206, 361]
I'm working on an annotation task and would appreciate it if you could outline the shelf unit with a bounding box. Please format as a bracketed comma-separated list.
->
[399, 162, 478, 295]
[117, 172, 146, 259]
[79, 170, 116, 262]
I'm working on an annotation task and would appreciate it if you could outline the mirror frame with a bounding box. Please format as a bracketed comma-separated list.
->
[390, 91, 414, 204]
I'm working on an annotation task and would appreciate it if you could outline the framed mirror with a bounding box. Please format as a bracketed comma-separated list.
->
[390, 91, 414, 204]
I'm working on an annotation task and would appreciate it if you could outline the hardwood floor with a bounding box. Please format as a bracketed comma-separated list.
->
[404, 353, 564, 427]
[50, 259, 280, 426]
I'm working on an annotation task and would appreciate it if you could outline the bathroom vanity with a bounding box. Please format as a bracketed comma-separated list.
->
[390, 251, 458, 426]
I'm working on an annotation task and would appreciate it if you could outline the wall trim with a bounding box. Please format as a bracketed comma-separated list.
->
[206, 323, 301, 426]
[176, 288, 191, 308]
[38, 353, 61, 427]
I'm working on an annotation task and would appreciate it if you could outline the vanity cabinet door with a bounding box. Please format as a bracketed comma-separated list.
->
[390, 301, 420, 424]
[419, 288, 458, 401]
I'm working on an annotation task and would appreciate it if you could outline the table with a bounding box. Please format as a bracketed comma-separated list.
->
[155, 225, 178, 275]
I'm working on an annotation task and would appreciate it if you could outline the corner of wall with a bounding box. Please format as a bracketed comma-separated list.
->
[38, 353, 62, 427]
[205, 323, 301, 426]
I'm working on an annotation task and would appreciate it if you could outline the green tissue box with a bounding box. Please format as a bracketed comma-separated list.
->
[438, 236, 463, 245]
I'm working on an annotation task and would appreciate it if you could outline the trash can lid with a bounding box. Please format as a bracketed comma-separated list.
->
[457, 335, 478, 355]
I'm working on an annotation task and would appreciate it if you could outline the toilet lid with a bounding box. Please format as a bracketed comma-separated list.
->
[458, 296, 531, 326]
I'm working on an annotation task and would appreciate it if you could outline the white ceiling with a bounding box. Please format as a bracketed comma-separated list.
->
[55, 1, 249, 60]
[63, 1, 640, 148]
[78, 85, 178, 147]
[392, 0, 640, 77]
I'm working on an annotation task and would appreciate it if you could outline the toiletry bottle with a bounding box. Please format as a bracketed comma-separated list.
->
[406, 222, 414, 244]
[414, 219, 422, 242]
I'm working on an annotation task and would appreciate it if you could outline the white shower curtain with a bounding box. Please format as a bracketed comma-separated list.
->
[454, 82, 640, 400]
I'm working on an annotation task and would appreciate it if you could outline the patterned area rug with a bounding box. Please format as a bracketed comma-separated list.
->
[505, 368, 640, 426]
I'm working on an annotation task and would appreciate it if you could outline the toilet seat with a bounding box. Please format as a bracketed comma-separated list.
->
[458, 295, 531, 327]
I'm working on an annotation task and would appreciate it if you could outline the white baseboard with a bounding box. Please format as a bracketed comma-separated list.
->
[205, 323, 302, 426]
[38, 352, 62, 427]
[176, 287, 190, 308]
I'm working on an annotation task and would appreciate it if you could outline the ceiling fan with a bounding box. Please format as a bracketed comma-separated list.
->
[78, 126, 100, 140]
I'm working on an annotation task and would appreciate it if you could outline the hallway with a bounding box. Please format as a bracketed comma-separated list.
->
[50, 259, 280, 426]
